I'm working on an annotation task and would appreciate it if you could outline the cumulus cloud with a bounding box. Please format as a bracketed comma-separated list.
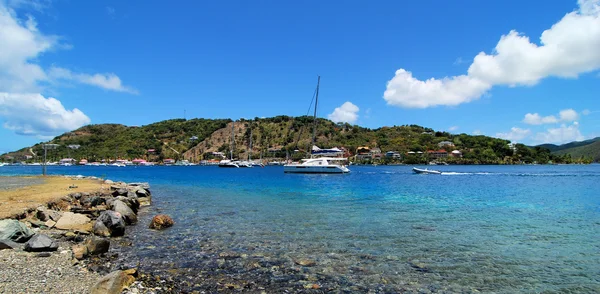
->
[496, 127, 531, 142]
[0, 3, 135, 93]
[0, 92, 90, 137]
[328, 102, 359, 123]
[523, 108, 580, 125]
[534, 123, 585, 144]
[384, 0, 600, 108]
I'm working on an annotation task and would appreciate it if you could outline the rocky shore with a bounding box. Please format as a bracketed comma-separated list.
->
[0, 176, 171, 294]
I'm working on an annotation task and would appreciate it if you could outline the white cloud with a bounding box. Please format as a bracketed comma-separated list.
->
[0, 92, 90, 137]
[448, 126, 459, 131]
[0, 3, 135, 93]
[328, 102, 359, 123]
[533, 123, 585, 144]
[523, 108, 579, 125]
[496, 127, 531, 142]
[384, 0, 600, 108]
[453, 57, 465, 65]
[582, 109, 591, 115]
[48, 67, 138, 94]
[473, 130, 483, 135]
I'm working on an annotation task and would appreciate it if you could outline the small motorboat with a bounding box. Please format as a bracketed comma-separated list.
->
[412, 167, 442, 175]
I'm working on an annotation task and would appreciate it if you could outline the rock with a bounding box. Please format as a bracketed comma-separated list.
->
[24, 234, 58, 252]
[129, 182, 150, 190]
[93, 211, 125, 237]
[45, 220, 56, 228]
[111, 200, 137, 224]
[36, 252, 52, 257]
[115, 196, 139, 213]
[138, 196, 152, 207]
[55, 212, 92, 231]
[71, 192, 83, 200]
[134, 188, 150, 198]
[36, 206, 62, 222]
[149, 215, 174, 230]
[0, 239, 20, 250]
[0, 219, 35, 243]
[295, 259, 317, 267]
[85, 236, 110, 255]
[104, 179, 114, 185]
[72, 244, 88, 260]
[112, 188, 128, 197]
[81, 196, 105, 208]
[90, 270, 136, 294]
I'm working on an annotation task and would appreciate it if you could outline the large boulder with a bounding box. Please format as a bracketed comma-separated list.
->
[93, 211, 125, 237]
[55, 212, 92, 232]
[80, 196, 105, 208]
[111, 200, 137, 224]
[24, 234, 58, 252]
[90, 270, 136, 294]
[111, 188, 128, 197]
[115, 196, 139, 213]
[149, 214, 174, 230]
[0, 219, 34, 243]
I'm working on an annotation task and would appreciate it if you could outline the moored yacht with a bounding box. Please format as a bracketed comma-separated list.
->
[283, 157, 350, 174]
[218, 159, 239, 168]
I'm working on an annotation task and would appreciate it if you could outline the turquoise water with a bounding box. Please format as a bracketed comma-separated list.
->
[2, 165, 599, 292]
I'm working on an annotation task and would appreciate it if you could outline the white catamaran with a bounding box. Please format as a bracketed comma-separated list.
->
[283, 76, 350, 174]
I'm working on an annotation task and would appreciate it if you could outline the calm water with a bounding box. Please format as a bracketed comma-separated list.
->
[2, 165, 599, 292]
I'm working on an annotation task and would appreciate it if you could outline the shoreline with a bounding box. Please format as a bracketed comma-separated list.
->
[0, 175, 160, 293]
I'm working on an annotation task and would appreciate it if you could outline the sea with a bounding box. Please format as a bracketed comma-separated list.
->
[1, 164, 599, 293]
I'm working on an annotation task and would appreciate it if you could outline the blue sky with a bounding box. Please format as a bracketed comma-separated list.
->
[1, 0, 600, 153]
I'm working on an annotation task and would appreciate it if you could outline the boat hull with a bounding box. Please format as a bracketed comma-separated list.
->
[283, 165, 350, 174]
[412, 167, 441, 175]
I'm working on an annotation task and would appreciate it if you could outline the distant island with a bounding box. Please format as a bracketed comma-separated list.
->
[1, 116, 597, 165]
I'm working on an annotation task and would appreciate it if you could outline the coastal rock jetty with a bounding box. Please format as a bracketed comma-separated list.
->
[0, 176, 153, 293]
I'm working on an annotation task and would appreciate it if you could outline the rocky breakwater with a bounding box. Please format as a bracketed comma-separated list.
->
[0, 178, 153, 294]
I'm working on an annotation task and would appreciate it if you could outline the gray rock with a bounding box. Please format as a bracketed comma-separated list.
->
[93, 211, 125, 237]
[104, 179, 114, 184]
[71, 192, 83, 200]
[24, 234, 59, 252]
[85, 236, 110, 255]
[0, 239, 20, 250]
[0, 219, 34, 243]
[112, 188, 128, 197]
[115, 196, 139, 213]
[111, 200, 137, 224]
[36, 207, 62, 222]
[128, 182, 150, 190]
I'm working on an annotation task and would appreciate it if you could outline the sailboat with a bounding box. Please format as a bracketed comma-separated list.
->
[283, 76, 350, 174]
[218, 121, 239, 168]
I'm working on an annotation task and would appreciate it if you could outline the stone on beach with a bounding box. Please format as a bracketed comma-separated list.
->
[0, 239, 20, 250]
[36, 206, 62, 222]
[93, 210, 126, 237]
[85, 236, 110, 256]
[90, 270, 136, 294]
[111, 200, 137, 224]
[55, 212, 92, 232]
[24, 234, 58, 252]
[149, 214, 174, 230]
[0, 219, 34, 243]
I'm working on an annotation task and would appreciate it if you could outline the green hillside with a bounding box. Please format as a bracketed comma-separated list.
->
[537, 137, 600, 152]
[554, 140, 600, 162]
[0, 116, 588, 164]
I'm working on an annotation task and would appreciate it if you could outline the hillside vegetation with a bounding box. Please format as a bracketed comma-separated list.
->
[1, 116, 593, 164]
[554, 140, 600, 162]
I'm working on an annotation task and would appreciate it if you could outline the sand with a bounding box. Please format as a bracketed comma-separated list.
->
[0, 176, 104, 219]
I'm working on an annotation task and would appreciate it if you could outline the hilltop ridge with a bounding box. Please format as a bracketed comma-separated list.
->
[1, 116, 595, 164]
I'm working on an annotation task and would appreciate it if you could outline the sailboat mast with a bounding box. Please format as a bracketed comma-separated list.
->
[231, 121, 235, 160]
[311, 76, 320, 149]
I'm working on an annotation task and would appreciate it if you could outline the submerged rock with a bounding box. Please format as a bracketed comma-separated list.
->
[149, 214, 174, 230]
[24, 234, 59, 252]
[93, 211, 126, 237]
[0, 219, 34, 243]
[90, 270, 136, 294]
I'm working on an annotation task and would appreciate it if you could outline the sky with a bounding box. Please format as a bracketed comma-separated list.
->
[1, 0, 600, 154]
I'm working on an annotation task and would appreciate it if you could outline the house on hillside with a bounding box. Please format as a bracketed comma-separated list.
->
[385, 151, 401, 159]
[438, 141, 454, 148]
[427, 150, 448, 159]
[451, 150, 462, 157]
[356, 146, 371, 161]
[371, 148, 382, 160]
[163, 158, 176, 165]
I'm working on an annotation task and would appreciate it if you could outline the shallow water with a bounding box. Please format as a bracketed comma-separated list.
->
[2, 165, 600, 292]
